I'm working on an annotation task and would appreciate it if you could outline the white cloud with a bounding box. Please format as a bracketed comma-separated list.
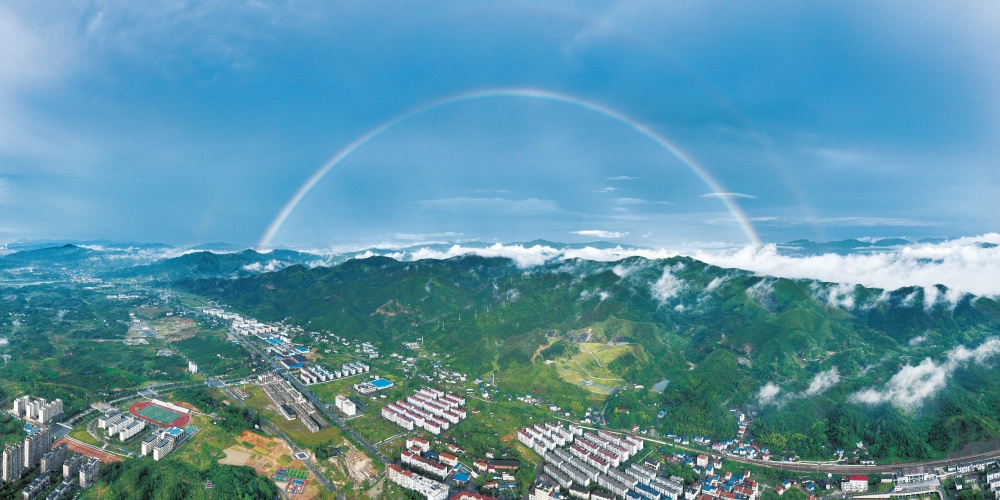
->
[705, 276, 726, 292]
[580, 289, 610, 302]
[594, 187, 619, 193]
[758, 383, 781, 405]
[813, 147, 868, 165]
[606, 175, 638, 181]
[689, 235, 1000, 297]
[700, 192, 756, 200]
[326, 235, 1000, 298]
[610, 197, 671, 206]
[611, 197, 647, 205]
[851, 338, 1000, 409]
[242, 260, 287, 273]
[804, 368, 840, 396]
[572, 230, 628, 239]
[813, 282, 858, 309]
[651, 263, 685, 304]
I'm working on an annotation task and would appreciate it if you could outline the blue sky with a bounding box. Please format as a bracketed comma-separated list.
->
[1, 1, 998, 248]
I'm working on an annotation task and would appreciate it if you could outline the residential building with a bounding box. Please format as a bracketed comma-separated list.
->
[40, 443, 67, 475]
[334, 395, 357, 417]
[119, 420, 146, 442]
[79, 458, 100, 488]
[141, 435, 159, 456]
[406, 437, 431, 453]
[842, 476, 868, 493]
[153, 438, 174, 461]
[2, 442, 25, 482]
[62, 454, 83, 479]
[44, 476, 76, 500]
[12, 396, 64, 424]
[24, 426, 52, 469]
[22, 473, 50, 500]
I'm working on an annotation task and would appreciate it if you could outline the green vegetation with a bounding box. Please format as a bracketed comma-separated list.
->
[80, 459, 279, 500]
[0, 284, 191, 414]
[0, 412, 25, 446]
[173, 329, 252, 377]
[183, 254, 1000, 461]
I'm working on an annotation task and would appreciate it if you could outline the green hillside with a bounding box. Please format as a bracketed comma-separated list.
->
[181, 254, 1000, 461]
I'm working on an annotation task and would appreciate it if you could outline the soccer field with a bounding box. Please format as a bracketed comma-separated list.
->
[137, 404, 184, 425]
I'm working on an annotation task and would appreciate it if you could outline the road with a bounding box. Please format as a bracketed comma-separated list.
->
[561, 419, 1000, 475]
[228, 331, 397, 491]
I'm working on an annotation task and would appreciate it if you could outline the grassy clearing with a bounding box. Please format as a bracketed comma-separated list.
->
[347, 412, 400, 445]
[309, 377, 364, 405]
[69, 424, 103, 447]
[169, 413, 237, 469]
[552, 342, 628, 395]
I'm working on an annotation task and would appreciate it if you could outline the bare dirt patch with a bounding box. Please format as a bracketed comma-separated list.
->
[237, 431, 322, 500]
[154, 317, 199, 340]
[219, 447, 252, 466]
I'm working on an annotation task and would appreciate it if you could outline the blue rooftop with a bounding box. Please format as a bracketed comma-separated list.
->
[371, 378, 394, 389]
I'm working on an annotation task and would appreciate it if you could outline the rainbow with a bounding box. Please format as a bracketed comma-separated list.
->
[258, 87, 762, 249]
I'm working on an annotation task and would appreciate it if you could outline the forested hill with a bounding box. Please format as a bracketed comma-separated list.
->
[182, 254, 1000, 461]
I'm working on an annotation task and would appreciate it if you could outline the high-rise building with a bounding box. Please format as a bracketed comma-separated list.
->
[12, 396, 30, 418]
[24, 426, 52, 469]
[79, 458, 100, 488]
[40, 442, 67, 475]
[62, 454, 83, 479]
[11, 396, 63, 424]
[2, 442, 25, 482]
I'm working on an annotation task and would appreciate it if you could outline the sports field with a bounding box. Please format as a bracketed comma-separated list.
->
[129, 401, 191, 427]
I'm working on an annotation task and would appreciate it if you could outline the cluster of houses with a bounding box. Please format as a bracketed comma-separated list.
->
[522, 423, 678, 500]
[387, 462, 450, 500]
[381, 387, 467, 435]
[387, 436, 466, 500]
[140, 427, 185, 461]
[986, 468, 1000, 491]
[4, 433, 102, 500]
[202, 308, 278, 336]
[97, 410, 147, 442]
[296, 358, 369, 386]
[3, 426, 53, 482]
[361, 342, 379, 359]
[517, 421, 582, 456]
[12, 395, 64, 425]
[32, 454, 101, 500]
[297, 365, 335, 385]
